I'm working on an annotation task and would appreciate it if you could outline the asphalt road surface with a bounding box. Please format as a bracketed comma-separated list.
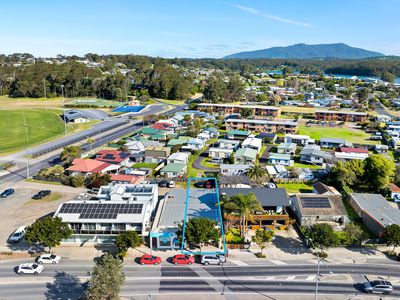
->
[0, 259, 399, 299]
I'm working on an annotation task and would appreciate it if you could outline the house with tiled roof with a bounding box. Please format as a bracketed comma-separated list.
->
[110, 174, 145, 185]
[95, 150, 130, 166]
[334, 147, 369, 161]
[66, 158, 119, 176]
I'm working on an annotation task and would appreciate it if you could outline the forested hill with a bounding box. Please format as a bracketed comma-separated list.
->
[224, 43, 384, 59]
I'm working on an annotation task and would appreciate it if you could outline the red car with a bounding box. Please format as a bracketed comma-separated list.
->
[139, 254, 161, 265]
[172, 254, 195, 265]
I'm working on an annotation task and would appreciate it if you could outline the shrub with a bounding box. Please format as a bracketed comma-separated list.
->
[255, 252, 266, 258]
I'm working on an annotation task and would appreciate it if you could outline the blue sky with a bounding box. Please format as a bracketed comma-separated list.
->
[1, 0, 399, 58]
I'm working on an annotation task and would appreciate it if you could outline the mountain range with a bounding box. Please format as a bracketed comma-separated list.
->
[224, 43, 384, 59]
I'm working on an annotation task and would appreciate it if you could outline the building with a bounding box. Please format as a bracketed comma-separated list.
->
[54, 184, 159, 243]
[209, 147, 233, 159]
[291, 193, 348, 227]
[220, 164, 251, 176]
[320, 138, 346, 148]
[242, 137, 263, 153]
[62, 110, 89, 123]
[375, 144, 389, 154]
[284, 134, 313, 146]
[234, 148, 258, 164]
[226, 130, 250, 140]
[268, 153, 294, 166]
[277, 142, 297, 155]
[167, 136, 191, 148]
[334, 147, 369, 161]
[95, 150, 130, 166]
[160, 163, 186, 178]
[217, 139, 241, 150]
[315, 110, 367, 122]
[389, 183, 400, 202]
[226, 119, 298, 134]
[266, 165, 288, 178]
[312, 182, 340, 195]
[197, 103, 280, 117]
[220, 188, 291, 230]
[256, 132, 277, 144]
[166, 152, 190, 165]
[349, 193, 400, 237]
[110, 174, 144, 185]
[300, 144, 328, 165]
[66, 158, 119, 176]
[144, 147, 171, 163]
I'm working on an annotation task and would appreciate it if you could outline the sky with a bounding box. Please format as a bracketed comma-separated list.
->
[1, 0, 400, 58]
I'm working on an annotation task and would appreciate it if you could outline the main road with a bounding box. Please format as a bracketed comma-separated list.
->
[0, 259, 399, 299]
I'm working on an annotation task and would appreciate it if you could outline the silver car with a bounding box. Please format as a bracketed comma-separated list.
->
[201, 255, 226, 266]
[363, 280, 393, 295]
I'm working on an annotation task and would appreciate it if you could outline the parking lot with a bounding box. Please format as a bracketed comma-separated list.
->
[0, 181, 85, 248]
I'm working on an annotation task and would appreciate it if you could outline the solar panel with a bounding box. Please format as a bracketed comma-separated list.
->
[300, 197, 331, 208]
[59, 202, 144, 219]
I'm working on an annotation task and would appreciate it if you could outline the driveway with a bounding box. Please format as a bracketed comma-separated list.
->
[75, 109, 110, 120]
[192, 156, 219, 172]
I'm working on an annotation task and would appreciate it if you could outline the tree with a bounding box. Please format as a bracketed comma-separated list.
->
[381, 71, 396, 84]
[255, 93, 267, 102]
[203, 73, 226, 103]
[252, 228, 274, 254]
[85, 172, 112, 188]
[223, 193, 262, 237]
[70, 174, 85, 187]
[115, 231, 143, 257]
[179, 217, 220, 251]
[383, 224, 400, 252]
[364, 154, 395, 192]
[305, 224, 339, 250]
[60, 146, 81, 165]
[246, 164, 268, 184]
[224, 75, 244, 102]
[282, 66, 293, 78]
[344, 222, 367, 245]
[240, 107, 253, 119]
[25, 217, 73, 252]
[86, 253, 125, 300]
[87, 138, 94, 151]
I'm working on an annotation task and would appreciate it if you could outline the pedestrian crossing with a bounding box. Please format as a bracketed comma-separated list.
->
[270, 260, 288, 265]
[230, 260, 249, 266]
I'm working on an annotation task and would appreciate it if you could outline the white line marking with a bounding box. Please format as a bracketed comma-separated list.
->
[306, 275, 315, 281]
[270, 260, 287, 265]
[230, 260, 248, 266]
[286, 276, 296, 280]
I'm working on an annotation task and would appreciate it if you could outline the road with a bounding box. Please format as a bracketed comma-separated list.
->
[0, 259, 399, 299]
[376, 101, 397, 119]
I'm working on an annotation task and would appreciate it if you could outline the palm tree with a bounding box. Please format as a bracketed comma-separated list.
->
[60, 146, 81, 165]
[223, 193, 262, 237]
[246, 164, 268, 184]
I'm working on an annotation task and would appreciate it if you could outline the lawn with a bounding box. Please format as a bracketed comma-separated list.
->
[0, 109, 66, 153]
[293, 162, 321, 169]
[298, 124, 379, 145]
[0, 95, 64, 108]
[131, 162, 158, 169]
[277, 182, 313, 193]
[200, 158, 219, 168]
[155, 98, 185, 106]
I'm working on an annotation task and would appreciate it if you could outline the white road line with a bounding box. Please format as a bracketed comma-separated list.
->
[265, 276, 275, 280]
[230, 260, 248, 266]
[286, 276, 296, 281]
[270, 260, 288, 265]
[308, 260, 318, 264]
[306, 275, 315, 281]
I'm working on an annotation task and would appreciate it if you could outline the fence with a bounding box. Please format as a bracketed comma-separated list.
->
[272, 178, 314, 184]
[0, 160, 16, 170]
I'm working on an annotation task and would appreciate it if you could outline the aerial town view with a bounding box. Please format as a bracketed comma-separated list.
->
[2, 1, 400, 299]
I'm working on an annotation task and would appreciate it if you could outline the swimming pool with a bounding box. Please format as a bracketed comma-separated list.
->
[112, 105, 145, 113]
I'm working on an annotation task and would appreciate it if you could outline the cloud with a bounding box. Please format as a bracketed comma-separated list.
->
[231, 4, 312, 27]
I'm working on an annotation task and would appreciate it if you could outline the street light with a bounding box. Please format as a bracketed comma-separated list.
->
[61, 84, 67, 135]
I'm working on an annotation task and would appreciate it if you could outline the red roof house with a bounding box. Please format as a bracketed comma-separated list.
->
[95, 150, 130, 166]
[110, 174, 145, 184]
[337, 147, 369, 154]
[66, 158, 116, 176]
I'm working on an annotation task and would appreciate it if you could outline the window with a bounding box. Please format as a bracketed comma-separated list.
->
[114, 223, 126, 231]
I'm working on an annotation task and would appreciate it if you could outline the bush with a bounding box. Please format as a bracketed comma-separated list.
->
[255, 252, 266, 258]
[318, 251, 328, 259]
[385, 250, 396, 257]
[69, 174, 85, 187]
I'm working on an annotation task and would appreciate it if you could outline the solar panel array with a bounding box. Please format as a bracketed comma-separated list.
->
[300, 197, 331, 208]
[59, 203, 143, 219]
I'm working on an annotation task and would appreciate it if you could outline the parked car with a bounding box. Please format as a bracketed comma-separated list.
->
[172, 254, 194, 265]
[168, 181, 175, 188]
[9, 226, 26, 243]
[201, 254, 226, 266]
[17, 263, 44, 275]
[159, 180, 168, 188]
[0, 188, 14, 198]
[211, 158, 223, 164]
[150, 180, 158, 185]
[203, 180, 215, 189]
[139, 254, 161, 265]
[265, 182, 276, 189]
[363, 280, 393, 294]
[37, 254, 61, 264]
[32, 190, 51, 200]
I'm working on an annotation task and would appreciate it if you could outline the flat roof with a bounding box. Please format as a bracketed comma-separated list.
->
[226, 119, 298, 126]
[198, 103, 280, 110]
[316, 110, 367, 116]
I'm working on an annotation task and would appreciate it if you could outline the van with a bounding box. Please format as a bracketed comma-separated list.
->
[9, 226, 26, 243]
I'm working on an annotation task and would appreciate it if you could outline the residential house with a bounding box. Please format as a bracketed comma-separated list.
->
[202, 127, 218, 138]
[221, 188, 291, 230]
[295, 168, 314, 180]
[184, 138, 205, 151]
[349, 193, 400, 237]
[300, 144, 328, 165]
[124, 140, 145, 162]
[389, 183, 400, 202]
[167, 136, 191, 148]
[375, 144, 389, 154]
[144, 147, 171, 163]
[242, 137, 263, 153]
[320, 138, 346, 148]
[66, 158, 118, 177]
[225, 119, 298, 134]
[197, 132, 211, 142]
[268, 153, 294, 166]
[284, 134, 313, 146]
[234, 148, 258, 164]
[277, 142, 297, 155]
[167, 152, 190, 165]
[256, 132, 277, 144]
[110, 174, 144, 185]
[266, 165, 288, 178]
[197, 103, 281, 117]
[95, 150, 130, 166]
[209, 147, 233, 159]
[291, 193, 348, 227]
[54, 184, 159, 243]
[227, 130, 250, 140]
[219, 176, 251, 188]
[220, 164, 251, 176]
[218, 139, 241, 150]
[334, 147, 369, 161]
[392, 137, 400, 150]
[315, 110, 367, 122]
[160, 163, 186, 178]
[312, 182, 340, 195]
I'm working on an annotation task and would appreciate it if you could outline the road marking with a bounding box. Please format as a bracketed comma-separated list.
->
[230, 260, 248, 266]
[286, 276, 296, 281]
[270, 260, 287, 265]
[265, 276, 275, 280]
[308, 260, 318, 264]
[306, 275, 315, 281]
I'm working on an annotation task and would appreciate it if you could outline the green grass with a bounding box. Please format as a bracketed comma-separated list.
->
[277, 182, 313, 193]
[298, 125, 379, 145]
[0, 109, 67, 152]
[187, 138, 217, 177]
[201, 158, 219, 168]
[293, 162, 321, 169]
[131, 162, 158, 169]
[156, 99, 185, 106]
[66, 98, 123, 108]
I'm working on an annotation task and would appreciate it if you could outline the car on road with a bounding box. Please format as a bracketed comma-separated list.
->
[201, 254, 226, 266]
[172, 254, 194, 265]
[139, 254, 161, 265]
[17, 263, 44, 275]
[363, 280, 393, 294]
[0, 188, 14, 198]
[32, 190, 51, 200]
[37, 254, 61, 264]
[168, 180, 175, 188]
[159, 180, 168, 188]
[9, 226, 26, 243]
[265, 182, 276, 189]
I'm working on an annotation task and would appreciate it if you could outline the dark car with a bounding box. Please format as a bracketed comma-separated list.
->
[32, 190, 51, 200]
[0, 188, 14, 198]
[159, 180, 168, 188]
[203, 180, 215, 189]
[150, 180, 158, 185]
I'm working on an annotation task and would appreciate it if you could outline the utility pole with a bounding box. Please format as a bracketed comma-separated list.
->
[23, 112, 30, 179]
[43, 79, 47, 112]
[61, 84, 67, 135]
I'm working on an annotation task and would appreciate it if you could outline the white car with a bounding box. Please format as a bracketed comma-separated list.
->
[9, 226, 26, 243]
[266, 182, 276, 189]
[168, 181, 175, 188]
[37, 254, 61, 264]
[201, 255, 226, 266]
[17, 263, 44, 275]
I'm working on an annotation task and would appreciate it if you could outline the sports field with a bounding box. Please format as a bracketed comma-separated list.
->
[0, 109, 66, 152]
